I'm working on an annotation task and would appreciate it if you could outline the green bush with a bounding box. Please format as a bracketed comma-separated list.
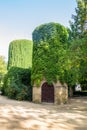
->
[3, 67, 32, 101]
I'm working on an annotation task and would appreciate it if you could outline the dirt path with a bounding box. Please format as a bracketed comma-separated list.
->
[0, 96, 87, 130]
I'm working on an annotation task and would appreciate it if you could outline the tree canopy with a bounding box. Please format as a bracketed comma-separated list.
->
[68, 37, 87, 89]
[67, 0, 87, 90]
[69, 0, 87, 40]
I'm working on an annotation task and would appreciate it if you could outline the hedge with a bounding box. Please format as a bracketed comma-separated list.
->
[8, 39, 33, 69]
[3, 67, 32, 101]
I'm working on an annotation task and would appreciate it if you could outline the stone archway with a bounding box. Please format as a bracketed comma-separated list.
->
[41, 82, 54, 103]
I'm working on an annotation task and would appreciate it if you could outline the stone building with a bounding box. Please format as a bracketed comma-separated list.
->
[33, 79, 68, 104]
[32, 22, 69, 104]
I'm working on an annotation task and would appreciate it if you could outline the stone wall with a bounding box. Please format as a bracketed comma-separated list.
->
[33, 86, 41, 103]
[33, 80, 46, 103]
[54, 81, 68, 104]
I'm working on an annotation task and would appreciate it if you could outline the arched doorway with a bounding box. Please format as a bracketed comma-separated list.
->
[41, 82, 54, 103]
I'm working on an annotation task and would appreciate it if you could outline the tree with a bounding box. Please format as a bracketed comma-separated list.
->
[68, 37, 87, 90]
[0, 56, 7, 89]
[69, 0, 87, 40]
[68, 0, 87, 91]
[8, 39, 33, 69]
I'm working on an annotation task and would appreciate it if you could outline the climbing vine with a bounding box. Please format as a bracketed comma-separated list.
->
[32, 22, 68, 86]
[8, 39, 33, 69]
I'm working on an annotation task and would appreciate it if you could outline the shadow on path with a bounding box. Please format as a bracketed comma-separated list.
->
[0, 96, 87, 130]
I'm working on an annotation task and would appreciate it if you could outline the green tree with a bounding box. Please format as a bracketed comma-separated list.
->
[69, 0, 87, 40]
[68, 37, 87, 90]
[0, 56, 7, 89]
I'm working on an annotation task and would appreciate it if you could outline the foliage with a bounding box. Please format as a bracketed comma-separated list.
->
[32, 22, 69, 86]
[4, 39, 33, 100]
[32, 22, 68, 44]
[69, 0, 87, 40]
[68, 37, 87, 89]
[0, 56, 7, 90]
[32, 21, 87, 89]
[8, 39, 33, 69]
[67, 0, 87, 91]
[3, 67, 32, 101]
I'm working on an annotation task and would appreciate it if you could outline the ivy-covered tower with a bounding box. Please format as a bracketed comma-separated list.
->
[32, 22, 68, 104]
[8, 39, 33, 69]
[4, 39, 33, 101]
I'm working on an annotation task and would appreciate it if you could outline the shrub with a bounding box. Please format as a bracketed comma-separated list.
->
[3, 67, 32, 101]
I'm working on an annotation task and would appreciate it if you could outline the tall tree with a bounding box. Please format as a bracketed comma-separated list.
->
[69, 0, 87, 40]
[69, 37, 87, 90]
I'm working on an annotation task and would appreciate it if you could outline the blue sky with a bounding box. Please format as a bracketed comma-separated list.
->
[0, 0, 77, 61]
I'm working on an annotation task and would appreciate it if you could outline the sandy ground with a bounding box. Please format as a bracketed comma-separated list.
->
[0, 96, 87, 130]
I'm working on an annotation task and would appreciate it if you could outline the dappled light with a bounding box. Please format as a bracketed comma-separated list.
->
[0, 96, 87, 130]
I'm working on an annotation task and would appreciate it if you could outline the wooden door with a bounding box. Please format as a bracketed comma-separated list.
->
[41, 82, 54, 103]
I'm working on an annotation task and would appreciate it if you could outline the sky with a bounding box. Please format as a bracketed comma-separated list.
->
[0, 0, 77, 61]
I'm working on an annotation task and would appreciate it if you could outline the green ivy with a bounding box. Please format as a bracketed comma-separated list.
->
[32, 22, 69, 86]
[8, 39, 33, 69]
[32, 22, 68, 44]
